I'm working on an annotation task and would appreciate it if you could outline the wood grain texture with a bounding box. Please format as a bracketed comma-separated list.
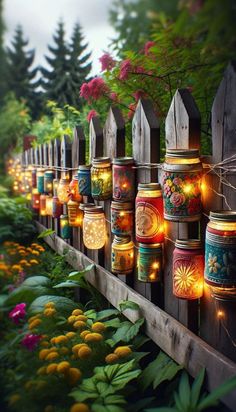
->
[36, 221, 236, 412]
[89, 116, 103, 163]
[165, 88, 201, 150]
[200, 62, 236, 361]
[53, 139, 61, 236]
[132, 99, 161, 302]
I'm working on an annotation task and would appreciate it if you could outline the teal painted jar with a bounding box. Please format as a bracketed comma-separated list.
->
[137, 243, 162, 282]
[78, 165, 91, 196]
[60, 214, 72, 239]
[44, 170, 54, 194]
[37, 169, 45, 194]
[205, 211, 236, 300]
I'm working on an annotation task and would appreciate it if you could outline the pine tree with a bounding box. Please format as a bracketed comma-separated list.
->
[0, 0, 7, 104]
[41, 21, 92, 108]
[6, 25, 40, 118]
[69, 23, 92, 107]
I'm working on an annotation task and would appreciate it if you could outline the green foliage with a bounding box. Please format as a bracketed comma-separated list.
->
[0, 197, 36, 243]
[119, 300, 140, 312]
[4, 276, 53, 306]
[37, 228, 55, 239]
[29, 294, 78, 315]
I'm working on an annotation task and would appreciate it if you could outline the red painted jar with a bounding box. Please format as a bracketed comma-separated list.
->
[135, 183, 164, 243]
[112, 157, 135, 201]
[52, 196, 62, 218]
[173, 239, 204, 299]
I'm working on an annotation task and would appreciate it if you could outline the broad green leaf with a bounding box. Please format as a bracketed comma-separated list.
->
[104, 318, 122, 329]
[112, 321, 133, 343]
[68, 264, 95, 280]
[190, 368, 205, 407]
[198, 375, 236, 411]
[22, 276, 51, 287]
[96, 309, 120, 320]
[84, 309, 97, 319]
[53, 280, 80, 288]
[37, 228, 55, 238]
[119, 300, 140, 312]
[126, 318, 145, 342]
[5, 283, 53, 306]
[94, 360, 141, 391]
[29, 295, 78, 316]
[139, 351, 182, 391]
[178, 372, 191, 409]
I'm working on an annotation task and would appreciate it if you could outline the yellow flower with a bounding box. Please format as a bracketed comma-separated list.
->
[57, 361, 71, 374]
[29, 318, 42, 330]
[60, 347, 69, 355]
[72, 343, 87, 354]
[19, 259, 28, 265]
[44, 308, 56, 317]
[80, 330, 91, 339]
[66, 331, 76, 339]
[46, 363, 58, 374]
[72, 309, 83, 316]
[73, 320, 86, 329]
[30, 259, 39, 265]
[44, 405, 54, 412]
[114, 346, 132, 358]
[45, 351, 59, 361]
[54, 335, 68, 344]
[68, 368, 82, 385]
[48, 346, 57, 352]
[40, 341, 50, 347]
[37, 366, 47, 375]
[171, 185, 176, 192]
[91, 322, 106, 333]
[38, 246, 45, 252]
[28, 315, 40, 323]
[39, 349, 50, 360]
[32, 250, 40, 256]
[70, 403, 90, 412]
[78, 346, 92, 360]
[8, 394, 21, 406]
[50, 337, 56, 344]
[68, 315, 77, 324]
[75, 315, 87, 322]
[11, 264, 22, 271]
[19, 250, 27, 256]
[24, 380, 34, 390]
[45, 302, 55, 309]
[166, 179, 172, 187]
[84, 333, 103, 343]
[26, 247, 33, 253]
[105, 353, 119, 364]
[25, 262, 31, 267]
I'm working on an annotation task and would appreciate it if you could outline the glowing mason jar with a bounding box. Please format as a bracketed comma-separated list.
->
[37, 169, 45, 194]
[91, 157, 112, 200]
[60, 214, 72, 239]
[173, 239, 204, 299]
[83, 206, 106, 249]
[46, 195, 53, 216]
[112, 157, 135, 201]
[111, 236, 134, 275]
[205, 211, 236, 300]
[68, 199, 83, 227]
[44, 170, 54, 194]
[162, 149, 202, 222]
[31, 169, 37, 188]
[137, 243, 162, 282]
[69, 175, 82, 202]
[39, 194, 47, 216]
[135, 183, 164, 243]
[57, 178, 70, 204]
[78, 165, 91, 196]
[111, 201, 134, 236]
[32, 188, 40, 210]
[53, 179, 59, 196]
[52, 196, 62, 218]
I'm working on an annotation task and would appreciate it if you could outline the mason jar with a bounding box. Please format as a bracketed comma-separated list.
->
[60, 214, 72, 239]
[112, 157, 135, 201]
[78, 165, 91, 196]
[69, 175, 82, 202]
[135, 183, 164, 243]
[91, 157, 112, 200]
[173, 239, 204, 299]
[57, 178, 70, 204]
[37, 169, 45, 194]
[162, 149, 202, 222]
[68, 199, 83, 227]
[111, 201, 134, 236]
[137, 243, 162, 282]
[83, 206, 106, 249]
[111, 236, 134, 275]
[44, 170, 54, 194]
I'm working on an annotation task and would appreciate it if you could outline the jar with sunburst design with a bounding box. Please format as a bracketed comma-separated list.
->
[173, 239, 204, 299]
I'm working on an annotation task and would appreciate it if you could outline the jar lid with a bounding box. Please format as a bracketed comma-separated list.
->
[165, 149, 200, 158]
[53, 178, 59, 182]
[37, 168, 45, 173]
[79, 203, 95, 211]
[92, 157, 111, 165]
[78, 165, 91, 170]
[111, 201, 133, 210]
[60, 214, 68, 219]
[175, 239, 202, 249]
[113, 157, 134, 165]
[138, 182, 161, 191]
[72, 175, 78, 180]
[138, 243, 162, 249]
[113, 235, 132, 245]
[84, 205, 104, 213]
[44, 170, 54, 175]
[209, 210, 236, 222]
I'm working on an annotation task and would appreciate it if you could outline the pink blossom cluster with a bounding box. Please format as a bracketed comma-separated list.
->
[99, 53, 115, 71]
[21, 333, 42, 351]
[87, 110, 98, 123]
[9, 303, 26, 324]
[80, 78, 109, 101]
[144, 41, 155, 55]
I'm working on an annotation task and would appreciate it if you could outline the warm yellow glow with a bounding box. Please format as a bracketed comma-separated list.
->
[208, 221, 236, 231]
[217, 310, 224, 319]
[130, 251, 134, 259]
[122, 183, 128, 188]
[183, 184, 192, 194]
[174, 263, 203, 299]
[149, 273, 157, 281]
[152, 262, 159, 270]
[200, 181, 206, 192]
[119, 211, 125, 217]
[100, 172, 110, 180]
[83, 213, 106, 249]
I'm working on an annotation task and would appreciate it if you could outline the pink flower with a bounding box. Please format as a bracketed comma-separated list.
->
[0, 254, 4, 260]
[21, 333, 42, 351]
[80, 78, 109, 101]
[144, 41, 155, 55]
[119, 59, 133, 80]
[133, 90, 146, 102]
[110, 92, 118, 102]
[170, 192, 185, 207]
[99, 53, 115, 71]
[173, 177, 182, 186]
[9, 303, 26, 324]
[87, 110, 98, 123]
[80, 83, 91, 100]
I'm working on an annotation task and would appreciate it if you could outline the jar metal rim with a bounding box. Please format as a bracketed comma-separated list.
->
[113, 157, 134, 165]
[165, 149, 200, 158]
[78, 165, 91, 170]
[175, 239, 202, 249]
[92, 157, 111, 164]
[111, 201, 134, 210]
[84, 205, 104, 213]
[209, 210, 236, 222]
[79, 203, 95, 210]
[138, 243, 162, 249]
[138, 182, 161, 191]
[113, 235, 132, 245]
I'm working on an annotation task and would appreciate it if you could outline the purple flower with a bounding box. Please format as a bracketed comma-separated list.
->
[9, 303, 26, 324]
[21, 333, 42, 351]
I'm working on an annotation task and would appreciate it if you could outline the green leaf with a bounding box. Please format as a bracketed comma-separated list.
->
[139, 352, 183, 391]
[84, 309, 97, 319]
[68, 263, 95, 280]
[22, 276, 51, 287]
[119, 300, 140, 312]
[53, 280, 80, 288]
[126, 318, 145, 342]
[37, 229, 55, 238]
[198, 375, 236, 411]
[94, 359, 141, 391]
[29, 295, 78, 316]
[112, 318, 144, 344]
[96, 309, 120, 320]
[190, 368, 205, 407]
[178, 372, 191, 409]
[104, 318, 122, 329]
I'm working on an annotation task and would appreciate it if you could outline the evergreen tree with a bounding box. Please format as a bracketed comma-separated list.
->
[6, 25, 40, 118]
[68, 23, 92, 107]
[0, 0, 7, 104]
[41, 21, 92, 108]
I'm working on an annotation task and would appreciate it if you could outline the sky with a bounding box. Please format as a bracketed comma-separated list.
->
[3, 0, 117, 75]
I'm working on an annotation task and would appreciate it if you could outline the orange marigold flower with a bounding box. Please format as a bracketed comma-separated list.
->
[32, 250, 40, 256]
[46, 363, 58, 374]
[54, 335, 68, 344]
[73, 321, 86, 329]
[66, 331, 76, 339]
[39, 349, 50, 360]
[57, 361, 70, 374]
[44, 302, 55, 309]
[91, 322, 106, 333]
[29, 318, 42, 330]
[114, 346, 132, 358]
[29, 259, 39, 265]
[105, 353, 119, 364]
[68, 368, 82, 385]
[45, 352, 59, 361]
[80, 330, 91, 340]
[74, 315, 87, 322]
[84, 333, 103, 343]
[70, 403, 90, 412]
[67, 315, 76, 324]
[72, 343, 87, 354]
[71, 309, 83, 316]
[44, 308, 56, 317]
[78, 346, 92, 360]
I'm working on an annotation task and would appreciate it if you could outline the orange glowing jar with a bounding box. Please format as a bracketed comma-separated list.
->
[69, 175, 82, 202]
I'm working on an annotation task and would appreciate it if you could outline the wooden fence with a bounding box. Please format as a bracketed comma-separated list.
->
[22, 62, 236, 411]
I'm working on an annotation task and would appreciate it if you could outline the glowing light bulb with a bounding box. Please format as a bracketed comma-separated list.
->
[183, 184, 192, 194]
[152, 262, 159, 270]
[217, 310, 224, 319]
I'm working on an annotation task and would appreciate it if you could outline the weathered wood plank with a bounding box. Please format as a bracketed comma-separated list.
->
[89, 116, 103, 163]
[36, 221, 236, 412]
[53, 139, 61, 236]
[132, 99, 161, 303]
[61, 135, 72, 243]
[47, 142, 54, 231]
